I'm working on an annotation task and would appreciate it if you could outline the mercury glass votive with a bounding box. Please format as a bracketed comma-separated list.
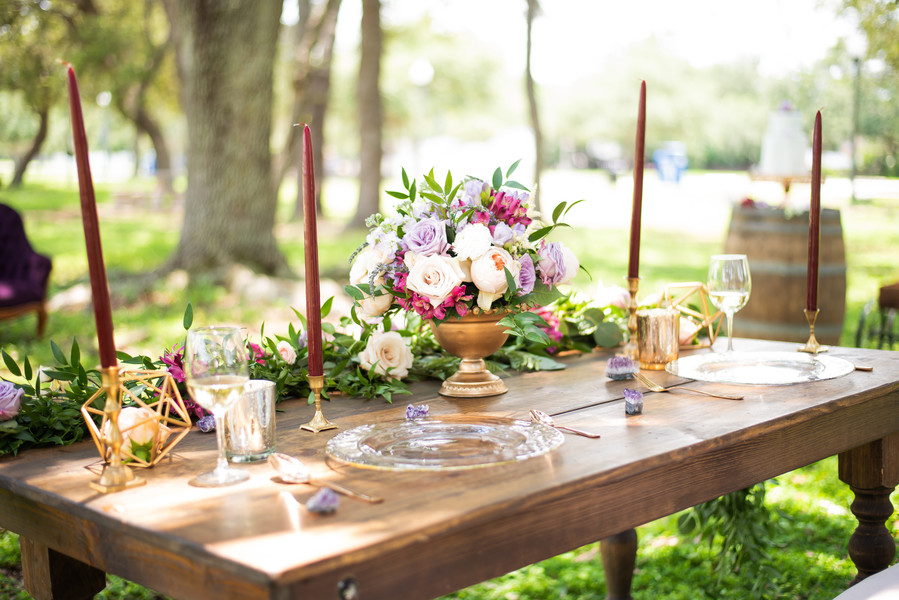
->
[636, 308, 680, 370]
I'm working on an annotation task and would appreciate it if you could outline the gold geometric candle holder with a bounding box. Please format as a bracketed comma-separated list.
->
[81, 368, 192, 489]
[663, 282, 724, 348]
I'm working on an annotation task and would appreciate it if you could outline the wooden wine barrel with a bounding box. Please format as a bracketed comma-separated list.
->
[723, 205, 846, 345]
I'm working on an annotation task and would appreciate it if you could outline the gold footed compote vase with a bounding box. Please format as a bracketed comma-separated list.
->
[429, 310, 509, 398]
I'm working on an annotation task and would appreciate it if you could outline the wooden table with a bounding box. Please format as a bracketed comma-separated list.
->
[1, 339, 897, 600]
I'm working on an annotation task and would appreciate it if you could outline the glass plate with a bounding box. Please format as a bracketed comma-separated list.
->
[325, 415, 564, 471]
[666, 351, 855, 385]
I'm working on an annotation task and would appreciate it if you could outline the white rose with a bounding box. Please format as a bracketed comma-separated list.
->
[349, 246, 386, 287]
[104, 407, 160, 459]
[679, 317, 701, 345]
[277, 340, 297, 364]
[559, 244, 579, 284]
[452, 223, 493, 261]
[358, 331, 414, 380]
[359, 292, 393, 318]
[470, 247, 520, 310]
[406, 255, 466, 307]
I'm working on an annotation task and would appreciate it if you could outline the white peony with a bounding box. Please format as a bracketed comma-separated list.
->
[406, 254, 466, 307]
[277, 340, 297, 364]
[470, 247, 520, 310]
[559, 243, 580, 284]
[358, 331, 414, 380]
[452, 223, 493, 261]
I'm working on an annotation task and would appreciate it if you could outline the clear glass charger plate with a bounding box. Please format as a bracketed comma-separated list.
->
[325, 415, 564, 471]
[666, 351, 855, 385]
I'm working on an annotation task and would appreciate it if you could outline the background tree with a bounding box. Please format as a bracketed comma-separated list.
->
[0, 2, 69, 187]
[161, 0, 288, 276]
[350, 0, 383, 229]
[525, 0, 544, 210]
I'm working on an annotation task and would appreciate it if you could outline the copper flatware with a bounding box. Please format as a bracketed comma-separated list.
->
[634, 372, 744, 401]
[268, 453, 383, 503]
[529, 409, 601, 439]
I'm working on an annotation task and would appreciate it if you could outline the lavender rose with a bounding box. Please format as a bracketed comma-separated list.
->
[492, 222, 513, 246]
[0, 382, 23, 421]
[403, 217, 449, 256]
[536, 241, 567, 286]
[517, 253, 536, 296]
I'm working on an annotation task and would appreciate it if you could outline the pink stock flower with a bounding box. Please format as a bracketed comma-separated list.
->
[160, 344, 186, 383]
[489, 190, 532, 227]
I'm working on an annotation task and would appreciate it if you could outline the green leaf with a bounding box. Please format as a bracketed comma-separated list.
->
[183, 302, 194, 330]
[444, 170, 453, 195]
[503, 180, 529, 191]
[528, 225, 553, 242]
[492, 167, 502, 190]
[424, 172, 441, 192]
[41, 370, 76, 381]
[503, 267, 518, 296]
[23, 356, 32, 381]
[506, 159, 521, 178]
[344, 285, 364, 301]
[593, 321, 624, 348]
[386, 190, 408, 200]
[321, 296, 333, 319]
[419, 191, 443, 203]
[552, 201, 567, 223]
[401, 167, 410, 189]
[50, 340, 67, 366]
[409, 180, 417, 202]
[2, 350, 21, 378]
[70, 339, 80, 367]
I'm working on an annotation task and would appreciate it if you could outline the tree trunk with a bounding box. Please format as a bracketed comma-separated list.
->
[162, 0, 288, 277]
[131, 102, 175, 196]
[349, 0, 382, 230]
[525, 0, 544, 212]
[10, 108, 49, 188]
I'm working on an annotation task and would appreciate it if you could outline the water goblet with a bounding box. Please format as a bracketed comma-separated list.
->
[185, 325, 250, 487]
[708, 254, 752, 352]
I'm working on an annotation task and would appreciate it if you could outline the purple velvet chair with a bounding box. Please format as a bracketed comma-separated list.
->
[0, 204, 52, 336]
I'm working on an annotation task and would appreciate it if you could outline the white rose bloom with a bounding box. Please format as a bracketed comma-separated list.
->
[359, 291, 393, 318]
[470, 247, 520, 310]
[350, 246, 386, 286]
[104, 407, 159, 458]
[559, 243, 580, 284]
[406, 255, 466, 307]
[452, 223, 493, 261]
[358, 331, 414, 380]
[277, 340, 297, 364]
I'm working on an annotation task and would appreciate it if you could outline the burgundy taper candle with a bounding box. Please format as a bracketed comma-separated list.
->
[628, 80, 646, 279]
[302, 125, 323, 377]
[66, 65, 117, 369]
[807, 110, 822, 312]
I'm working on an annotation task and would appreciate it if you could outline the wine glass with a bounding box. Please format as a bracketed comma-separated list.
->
[185, 326, 250, 487]
[707, 254, 752, 353]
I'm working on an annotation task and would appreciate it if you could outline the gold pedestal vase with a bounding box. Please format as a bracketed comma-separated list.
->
[429, 310, 509, 398]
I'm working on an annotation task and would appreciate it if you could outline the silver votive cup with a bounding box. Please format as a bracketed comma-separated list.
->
[637, 308, 680, 370]
[225, 379, 276, 463]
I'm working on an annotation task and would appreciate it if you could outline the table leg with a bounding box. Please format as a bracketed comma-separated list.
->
[838, 434, 899, 585]
[19, 536, 106, 600]
[600, 528, 637, 600]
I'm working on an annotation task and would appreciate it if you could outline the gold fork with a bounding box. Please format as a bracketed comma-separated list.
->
[634, 371, 744, 401]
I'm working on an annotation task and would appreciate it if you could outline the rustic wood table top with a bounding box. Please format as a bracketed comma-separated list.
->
[1, 339, 897, 600]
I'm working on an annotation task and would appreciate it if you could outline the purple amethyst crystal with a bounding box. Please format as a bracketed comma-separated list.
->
[196, 415, 216, 432]
[306, 487, 340, 514]
[624, 388, 644, 415]
[405, 403, 429, 419]
[606, 355, 637, 380]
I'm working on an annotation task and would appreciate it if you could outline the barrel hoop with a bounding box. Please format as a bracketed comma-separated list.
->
[729, 221, 843, 236]
[748, 261, 847, 276]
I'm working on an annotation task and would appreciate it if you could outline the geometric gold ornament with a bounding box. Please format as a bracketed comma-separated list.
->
[81, 368, 192, 469]
[663, 282, 724, 348]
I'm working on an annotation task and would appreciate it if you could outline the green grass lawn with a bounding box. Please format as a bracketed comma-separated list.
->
[0, 171, 897, 599]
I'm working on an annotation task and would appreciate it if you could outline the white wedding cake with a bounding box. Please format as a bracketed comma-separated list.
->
[759, 102, 808, 176]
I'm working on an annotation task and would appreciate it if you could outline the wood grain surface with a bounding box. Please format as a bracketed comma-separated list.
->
[1, 339, 896, 599]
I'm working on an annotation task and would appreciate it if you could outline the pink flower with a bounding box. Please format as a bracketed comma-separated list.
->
[160, 344, 186, 383]
[489, 190, 532, 227]
[0, 382, 23, 421]
[248, 341, 267, 365]
[277, 340, 297, 364]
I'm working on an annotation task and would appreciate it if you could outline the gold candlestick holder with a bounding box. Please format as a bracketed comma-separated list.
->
[622, 277, 640, 360]
[84, 367, 146, 493]
[798, 308, 829, 354]
[300, 374, 337, 433]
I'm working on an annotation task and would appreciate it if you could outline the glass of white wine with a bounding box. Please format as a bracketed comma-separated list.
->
[185, 325, 250, 487]
[707, 254, 751, 353]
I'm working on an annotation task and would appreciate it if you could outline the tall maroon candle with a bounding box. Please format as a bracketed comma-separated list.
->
[628, 81, 646, 279]
[806, 110, 822, 312]
[66, 65, 117, 369]
[302, 125, 323, 377]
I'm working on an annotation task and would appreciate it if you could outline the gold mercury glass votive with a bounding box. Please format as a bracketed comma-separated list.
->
[637, 308, 680, 370]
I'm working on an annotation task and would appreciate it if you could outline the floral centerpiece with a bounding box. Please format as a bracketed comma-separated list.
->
[346, 163, 582, 396]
